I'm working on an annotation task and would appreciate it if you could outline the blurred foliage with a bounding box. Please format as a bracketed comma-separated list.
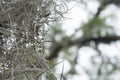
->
[81, 16, 115, 37]
[47, 0, 120, 80]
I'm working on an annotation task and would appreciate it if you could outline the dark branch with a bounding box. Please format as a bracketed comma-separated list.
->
[46, 36, 120, 60]
[75, 36, 120, 45]
[95, 0, 120, 17]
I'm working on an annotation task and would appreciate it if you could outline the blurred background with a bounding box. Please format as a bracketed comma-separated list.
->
[48, 0, 120, 80]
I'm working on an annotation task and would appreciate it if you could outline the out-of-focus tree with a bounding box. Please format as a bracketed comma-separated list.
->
[46, 0, 120, 80]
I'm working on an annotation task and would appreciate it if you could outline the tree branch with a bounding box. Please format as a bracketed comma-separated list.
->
[46, 36, 120, 60]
